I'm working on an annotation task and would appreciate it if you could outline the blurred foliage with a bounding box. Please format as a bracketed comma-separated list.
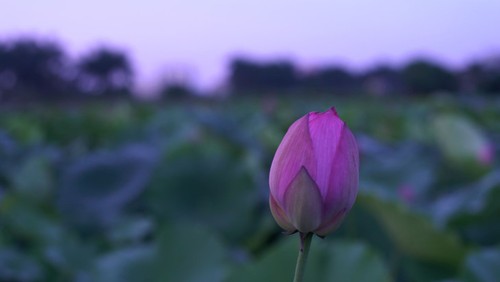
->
[159, 83, 196, 100]
[3, 36, 500, 103]
[402, 59, 459, 94]
[0, 39, 133, 102]
[229, 58, 298, 93]
[0, 95, 499, 281]
[227, 55, 500, 97]
[76, 47, 134, 96]
[0, 38, 70, 101]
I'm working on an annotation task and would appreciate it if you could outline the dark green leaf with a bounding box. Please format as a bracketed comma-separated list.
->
[359, 193, 466, 266]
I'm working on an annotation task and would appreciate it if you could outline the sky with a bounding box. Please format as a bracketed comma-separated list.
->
[1, 0, 500, 92]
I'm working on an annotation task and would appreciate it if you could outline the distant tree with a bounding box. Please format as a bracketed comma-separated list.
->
[0, 44, 14, 98]
[77, 47, 134, 96]
[160, 83, 195, 100]
[301, 66, 358, 94]
[229, 58, 297, 93]
[0, 38, 70, 101]
[462, 57, 500, 94]
[402, 59, 458, 94]
[229, 59, 257, 92]
[361, 65, 403, 96]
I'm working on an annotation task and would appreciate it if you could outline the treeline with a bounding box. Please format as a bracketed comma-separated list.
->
[0, 38, 134, 102]
[1, 37, 500, 102]
[229, 57, 500, 96]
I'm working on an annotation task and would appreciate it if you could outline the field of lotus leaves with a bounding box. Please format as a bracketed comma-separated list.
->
[0, 95, 499, 282]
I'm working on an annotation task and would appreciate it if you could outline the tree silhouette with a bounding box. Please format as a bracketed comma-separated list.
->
[301, 66, 358, 94]
[160, 83, 194, 100]
[229, 58, 297, 93]
[361, 65, 402, 96]
[77, 47, 133, 96]
[463, 57, 500, 94]
[402, 59, 458, 94]
[0, 38, 69, 101]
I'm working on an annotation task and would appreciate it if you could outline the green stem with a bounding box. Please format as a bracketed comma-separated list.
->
[293, 233, 313, 282]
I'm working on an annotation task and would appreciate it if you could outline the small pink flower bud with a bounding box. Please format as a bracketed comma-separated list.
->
[478, 143, 494, 166]
[398, 184, 416, 204]
[269, 108, 359, 237]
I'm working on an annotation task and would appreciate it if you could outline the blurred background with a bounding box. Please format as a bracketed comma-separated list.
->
[1, 1, 500, 281]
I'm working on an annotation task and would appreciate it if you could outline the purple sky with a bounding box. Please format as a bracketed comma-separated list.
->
[1, 0, 500, 92]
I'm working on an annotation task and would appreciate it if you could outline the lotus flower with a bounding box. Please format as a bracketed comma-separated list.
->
[269, 108, 359, 237]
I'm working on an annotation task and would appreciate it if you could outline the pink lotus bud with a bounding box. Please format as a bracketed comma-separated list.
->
[478, 143, 494, 166]
[398, 184, 416, 204]
[269, 108, 359, 237]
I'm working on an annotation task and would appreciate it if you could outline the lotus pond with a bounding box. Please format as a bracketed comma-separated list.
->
[0, 95, 499, 282]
